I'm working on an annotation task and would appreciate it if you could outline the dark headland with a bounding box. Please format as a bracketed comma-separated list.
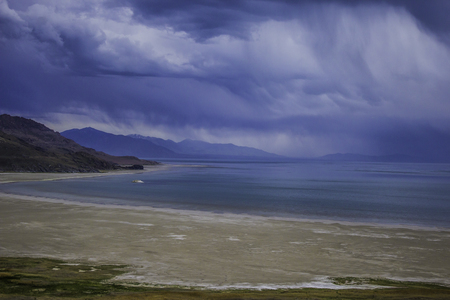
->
[0, 114, 158, 172]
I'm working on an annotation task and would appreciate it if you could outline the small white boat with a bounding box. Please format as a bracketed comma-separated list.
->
[132, 180, 144, 183]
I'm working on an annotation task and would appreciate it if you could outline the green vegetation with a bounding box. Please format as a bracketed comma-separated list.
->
[0, 257, 136, 298]
[0, 257, 449, 299]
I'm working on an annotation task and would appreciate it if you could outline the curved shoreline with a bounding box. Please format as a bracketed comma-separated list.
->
[1, 190, 449, 233]
[1, 166, 449, 232]
[0, 184, 449, 289]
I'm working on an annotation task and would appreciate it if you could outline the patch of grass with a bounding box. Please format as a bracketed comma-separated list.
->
[0, 257, 141, 298]
[0, 257, 449, 299]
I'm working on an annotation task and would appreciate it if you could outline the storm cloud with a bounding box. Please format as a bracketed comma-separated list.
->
[1, 0, 450, 159]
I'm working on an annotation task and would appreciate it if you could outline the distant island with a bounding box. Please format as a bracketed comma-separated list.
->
[0, 114, 157, 172]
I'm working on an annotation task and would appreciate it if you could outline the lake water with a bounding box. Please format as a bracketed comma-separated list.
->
[2, 160, 450, 228]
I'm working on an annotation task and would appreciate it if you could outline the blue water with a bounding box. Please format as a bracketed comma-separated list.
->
[2, 160, 450, 228]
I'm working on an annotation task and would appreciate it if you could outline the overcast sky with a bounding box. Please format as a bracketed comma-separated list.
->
[1, 0, 450, 159]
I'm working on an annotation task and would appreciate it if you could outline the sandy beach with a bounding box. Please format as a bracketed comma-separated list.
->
[0, 170, 449, 289]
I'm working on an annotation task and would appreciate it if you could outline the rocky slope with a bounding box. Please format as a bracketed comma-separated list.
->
[0, 114, 157, 172]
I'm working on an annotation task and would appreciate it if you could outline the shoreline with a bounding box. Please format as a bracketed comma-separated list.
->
[1, 190, 449, 233]
[0, 189, 449, 289]
[0, 168, 448, 232]
[0, 171, 449, 290]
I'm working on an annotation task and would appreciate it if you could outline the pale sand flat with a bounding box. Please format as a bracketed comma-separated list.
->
[0, 171, 449, 289]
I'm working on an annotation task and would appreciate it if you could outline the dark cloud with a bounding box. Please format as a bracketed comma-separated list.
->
[1, 0, 450, 159]
[113, 0, 450, 42]
[366, 119, 450, 162]
[110, 0, 264, 41]
[374, 0, 450, 35]
[289, 0, 450, 33]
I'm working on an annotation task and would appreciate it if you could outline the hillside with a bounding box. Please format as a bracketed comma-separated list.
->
[0, 114, 157, 172]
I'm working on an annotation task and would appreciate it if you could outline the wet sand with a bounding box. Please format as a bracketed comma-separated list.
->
[0, 171, 449, 289]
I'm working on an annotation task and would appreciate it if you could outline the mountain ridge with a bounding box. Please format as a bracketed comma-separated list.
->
[62, 127, 178, 158]
[62, 128, 281, 159]
[0, 114, 157, 172]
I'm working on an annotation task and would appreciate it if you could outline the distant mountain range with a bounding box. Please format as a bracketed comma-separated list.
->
[0, 114, 156, 172]
[62, 128, 281, 159]
[61, 128, 434, 162]
[62, 128, 176, 158]
[129, 134, 280, 158]
[1, 114, 435, 172]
